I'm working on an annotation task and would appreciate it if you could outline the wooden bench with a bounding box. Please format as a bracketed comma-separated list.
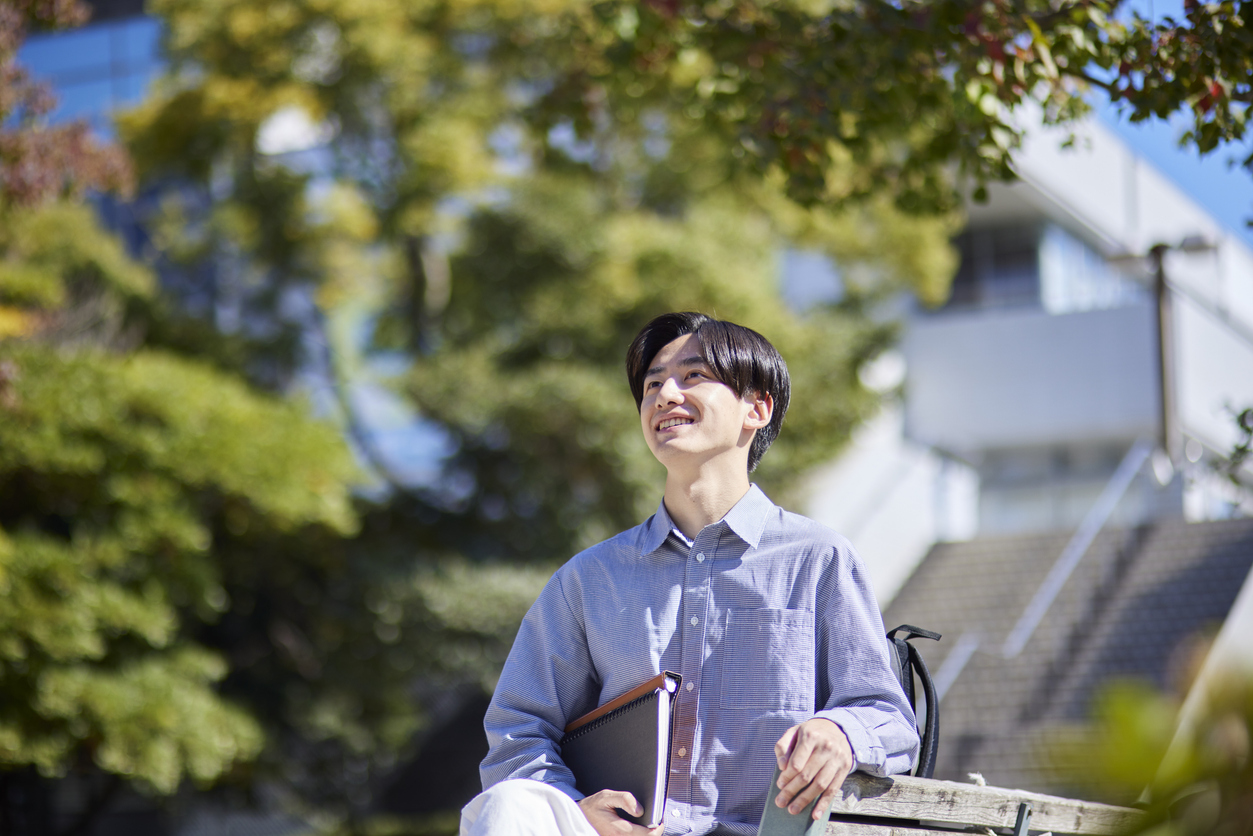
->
[819, 774, 1142, 836]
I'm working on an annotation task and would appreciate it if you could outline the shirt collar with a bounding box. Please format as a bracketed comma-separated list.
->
[641, 484, 773, 555]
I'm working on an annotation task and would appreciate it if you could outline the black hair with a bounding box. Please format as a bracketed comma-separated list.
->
[626, 312, 790, 472]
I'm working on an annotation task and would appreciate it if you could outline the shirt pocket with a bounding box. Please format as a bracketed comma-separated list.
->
[719, 608, 815, 711]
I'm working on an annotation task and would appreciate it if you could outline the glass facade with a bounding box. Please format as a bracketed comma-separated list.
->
[1039, 224, 1145, 314]
[946, 223, 1043, 310]
[18, 12, 162, 134]
[17, 8, 165, 257]
[943, 221, 1146, 314]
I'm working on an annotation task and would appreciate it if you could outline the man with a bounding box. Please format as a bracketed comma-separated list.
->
[463, 312, 918, 836]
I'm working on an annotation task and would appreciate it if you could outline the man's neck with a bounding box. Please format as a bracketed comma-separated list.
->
[662, 460, 752, 540]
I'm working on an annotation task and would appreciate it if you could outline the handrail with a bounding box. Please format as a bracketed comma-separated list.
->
[1001, 437, 1154, 658]
[933, 631, 981, 703]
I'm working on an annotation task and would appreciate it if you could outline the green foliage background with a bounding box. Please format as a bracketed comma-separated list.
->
[1044, 674, 1253, 836]
[3, 0, 957, 825]
[11, 0, 1253, 830]
[0, 199, 355, 795]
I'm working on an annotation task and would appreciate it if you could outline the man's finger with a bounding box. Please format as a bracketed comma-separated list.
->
[599, 790, 643, 817]
[773, 718, 855, 813]
[779, 752, 838, 814]
[777, 726, 818, 789]
[774, 724, 799, 769]
[776, 726, 816, 782]
[577, 789, 657, 836]
[813, 783, 840, 822]
[774, 723, 821, 809]
[576, 797, 646, 827]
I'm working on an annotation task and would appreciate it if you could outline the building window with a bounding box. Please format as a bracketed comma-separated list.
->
[1039, 224, 1145, 314]
[945, 224, 1042, 311]
[18, 14, 162, 134]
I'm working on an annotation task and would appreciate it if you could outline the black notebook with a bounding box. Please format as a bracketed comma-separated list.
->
[559, 671, 682, 827]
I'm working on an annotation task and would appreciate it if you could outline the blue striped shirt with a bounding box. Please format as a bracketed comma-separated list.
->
[480, 485, 919, 835]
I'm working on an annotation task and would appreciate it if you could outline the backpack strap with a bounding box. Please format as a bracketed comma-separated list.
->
[885, 624, 941, 779]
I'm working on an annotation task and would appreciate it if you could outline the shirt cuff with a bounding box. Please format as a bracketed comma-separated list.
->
[815, 708, 887, 776]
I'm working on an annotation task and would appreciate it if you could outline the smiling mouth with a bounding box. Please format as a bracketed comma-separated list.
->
[657, 417, 694, 431]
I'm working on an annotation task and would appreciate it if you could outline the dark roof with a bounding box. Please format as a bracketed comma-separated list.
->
[883, 517, 1253, 800]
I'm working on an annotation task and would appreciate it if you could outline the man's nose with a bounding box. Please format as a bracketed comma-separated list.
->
[657, 376, 683, 404]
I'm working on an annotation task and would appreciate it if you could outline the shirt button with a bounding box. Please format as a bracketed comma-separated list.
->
[685, 682, 694, 692]
[690, 616, 698, 626]
[678, 747, 687, 757]
[696, 552, 705, 562]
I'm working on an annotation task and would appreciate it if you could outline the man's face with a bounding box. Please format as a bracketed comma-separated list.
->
[639, 333, 770, 470]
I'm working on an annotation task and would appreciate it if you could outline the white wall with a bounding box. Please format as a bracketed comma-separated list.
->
[904, 302, 1160, 455]
[1175, 292, 1253, 454]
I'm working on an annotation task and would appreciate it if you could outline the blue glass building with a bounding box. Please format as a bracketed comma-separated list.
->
[19, 0, 161, 135]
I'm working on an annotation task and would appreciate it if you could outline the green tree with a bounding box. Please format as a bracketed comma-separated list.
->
[4, 0, 959, 829]
[0, 1, 443, 828]
[120, 0, 956, 562]
[108, 0, 955, 824]
[539, 0, 1253, 212]
[111, 2, 1253, 831]
[404, 170, 950, 561]
[42, 0, 1253, 829]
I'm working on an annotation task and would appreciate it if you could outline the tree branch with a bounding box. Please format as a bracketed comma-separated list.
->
[1072, 69, 1118, 93]
[309, 305, 431, 501]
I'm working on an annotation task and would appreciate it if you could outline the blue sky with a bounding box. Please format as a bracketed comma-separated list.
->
[1103, 0, 1253, 247]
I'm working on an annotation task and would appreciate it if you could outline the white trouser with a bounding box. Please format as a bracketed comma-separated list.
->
[460, 779, 599, 836]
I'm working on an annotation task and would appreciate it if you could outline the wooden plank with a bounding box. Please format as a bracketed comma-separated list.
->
[825, 825, 973, 836]
[827, 774, 1142, 836]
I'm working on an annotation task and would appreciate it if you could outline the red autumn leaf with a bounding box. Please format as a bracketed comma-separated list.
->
[964, 10, 981, 37]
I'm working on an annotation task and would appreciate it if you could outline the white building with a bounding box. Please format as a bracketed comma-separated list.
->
[804, 114, 1253, 606]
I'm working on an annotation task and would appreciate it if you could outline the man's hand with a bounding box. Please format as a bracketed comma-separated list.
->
[576, 790, 664, 836]
[773, 718, 854, 820]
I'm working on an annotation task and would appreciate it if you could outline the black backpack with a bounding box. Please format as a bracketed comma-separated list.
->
[886, 624, 941, 779]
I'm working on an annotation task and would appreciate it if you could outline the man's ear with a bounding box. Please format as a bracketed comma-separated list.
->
[744, 392, 773, 431]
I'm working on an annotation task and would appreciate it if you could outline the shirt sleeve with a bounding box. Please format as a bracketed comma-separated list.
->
[479, 563, 598, 801]
[812, 540, 920, 777]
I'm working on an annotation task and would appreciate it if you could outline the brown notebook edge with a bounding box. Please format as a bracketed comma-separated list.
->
[563, 671, 681, 734]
